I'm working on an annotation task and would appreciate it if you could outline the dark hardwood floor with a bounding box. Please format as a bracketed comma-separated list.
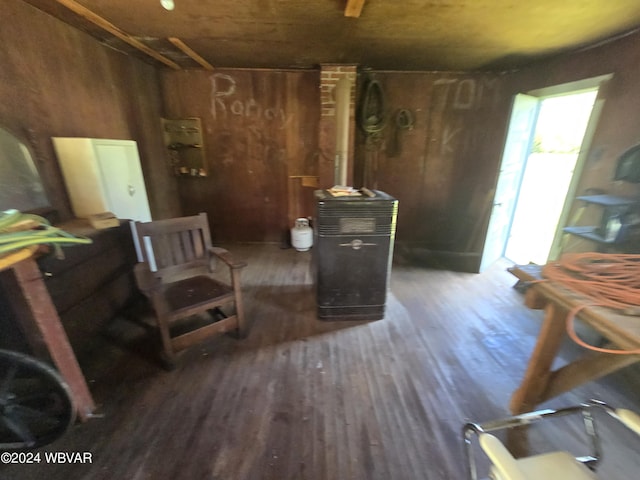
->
[2, 244, 639, 479]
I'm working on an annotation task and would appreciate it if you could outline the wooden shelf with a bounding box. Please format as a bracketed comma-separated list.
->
[161, 117, 206, 177]
[167, 143, 202, 150]
[564, 194, 640, 250]
[576, 194, 638, 207]
[563, 226, 613, 244]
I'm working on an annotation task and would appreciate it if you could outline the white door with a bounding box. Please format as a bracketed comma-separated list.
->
[94, 141, 152, 222]
[504, 90, 600, 264]
[480, 94, 539, 271]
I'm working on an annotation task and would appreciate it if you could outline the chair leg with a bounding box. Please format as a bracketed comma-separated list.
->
[156, 319, 178, 368]
[231, 269, 247, 338]
[150, 299, 177, 367]
[159, 351, 177, 371]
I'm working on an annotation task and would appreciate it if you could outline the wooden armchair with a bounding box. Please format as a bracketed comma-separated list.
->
[133, 213, 247, 366]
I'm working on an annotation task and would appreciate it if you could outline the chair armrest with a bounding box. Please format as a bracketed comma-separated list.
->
[479, 407, 577, 433]
[134, 262, 160, 294]
[209, 247, 247, 269]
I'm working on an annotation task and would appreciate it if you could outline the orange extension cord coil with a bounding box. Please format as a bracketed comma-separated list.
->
[541, 253, 640, 355]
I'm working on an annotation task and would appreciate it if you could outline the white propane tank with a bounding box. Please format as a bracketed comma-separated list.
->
[291, 218, 313, 251]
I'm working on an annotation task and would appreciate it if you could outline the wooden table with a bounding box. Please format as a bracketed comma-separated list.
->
[0, 249, 96, 421]
[509, 264, 640, 414]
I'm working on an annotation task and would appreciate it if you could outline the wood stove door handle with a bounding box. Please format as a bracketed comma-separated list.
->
[339, 239, 377, 250]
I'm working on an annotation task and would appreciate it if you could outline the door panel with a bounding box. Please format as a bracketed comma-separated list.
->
[95, 142, 151, 222]
[480, 94, 539, 271]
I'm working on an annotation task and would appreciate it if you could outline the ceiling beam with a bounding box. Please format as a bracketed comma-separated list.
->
[54, 0, 181, 69]
[168, 38, 214, 70]
[345, 0, 366, 18]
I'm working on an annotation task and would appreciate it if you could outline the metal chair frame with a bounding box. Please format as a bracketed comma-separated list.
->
[463, 399, 638, 480]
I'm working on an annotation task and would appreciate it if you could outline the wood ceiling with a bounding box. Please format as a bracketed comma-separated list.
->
[24, 0, 640, 71]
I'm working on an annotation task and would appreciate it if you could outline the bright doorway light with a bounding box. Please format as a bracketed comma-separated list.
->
[504, 90, 598, 265]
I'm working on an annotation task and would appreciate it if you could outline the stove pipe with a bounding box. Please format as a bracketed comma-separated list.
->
[334, 76, 351, 186]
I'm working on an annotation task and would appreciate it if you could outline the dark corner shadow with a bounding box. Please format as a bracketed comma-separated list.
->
[238, 283, 376, 349]
[98, 285, 378, 368]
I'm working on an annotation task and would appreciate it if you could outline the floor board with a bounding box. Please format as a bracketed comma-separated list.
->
[1, 244, 639, 479]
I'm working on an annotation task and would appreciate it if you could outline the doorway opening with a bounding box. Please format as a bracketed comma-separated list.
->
[504, 90, 598, 264]
[480, 75, 612, 271]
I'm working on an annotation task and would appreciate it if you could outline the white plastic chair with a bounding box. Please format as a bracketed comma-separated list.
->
[463, 400, 640, 480]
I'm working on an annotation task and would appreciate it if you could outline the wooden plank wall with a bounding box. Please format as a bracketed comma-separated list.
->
[161, 69, 320, 244]
[0, 0, 180, 221]
[159, 30, 640, 269]
[162, 69, 513, 262]
[506, 31, 640, 233]
[9, 0, 640, 273]
[354, 72, 512, 262]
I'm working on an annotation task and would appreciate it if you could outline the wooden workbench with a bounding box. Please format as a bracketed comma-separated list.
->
[509, 264, 640, 414]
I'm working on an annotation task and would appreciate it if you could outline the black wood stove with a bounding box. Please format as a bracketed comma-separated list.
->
[314, 189, 398, 321]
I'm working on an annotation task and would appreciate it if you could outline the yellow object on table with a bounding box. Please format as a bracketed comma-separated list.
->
[0, 245, 38, 272]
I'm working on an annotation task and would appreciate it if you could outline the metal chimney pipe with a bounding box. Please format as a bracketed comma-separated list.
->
[334, 77, 351, 186]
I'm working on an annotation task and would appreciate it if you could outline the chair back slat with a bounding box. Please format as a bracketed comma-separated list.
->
[190, 228, 205, 259]
[155, 233, 173, 269]
[180, 230, 195, 262]
[135, 213, 213, 273]
[169, 231, 186, 265]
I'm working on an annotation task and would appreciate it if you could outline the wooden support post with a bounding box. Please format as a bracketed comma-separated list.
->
[540, 351, 640, 403]
[509, 302, 567, 414]
[345, 0, 366, 18]
[1, 258, 96, 421]
[509, 263, 640, 414]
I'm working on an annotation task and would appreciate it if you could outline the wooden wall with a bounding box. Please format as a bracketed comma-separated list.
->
[357, 30, 640, 268]
[161, 69, 320, 243]
[161, 68, 513, 260]
[353, 72, 512, 269]
[506, 32, 640, 217]
[0, 0, 180, 221]
[485, 30, 640, 260]
[6, 0, 640, 272]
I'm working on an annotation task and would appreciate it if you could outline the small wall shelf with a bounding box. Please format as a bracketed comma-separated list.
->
[161, 117, 207, 177]
[574, 194, 638, 207]
[563, 194, 640, 251]
[563, 225, 617, 244]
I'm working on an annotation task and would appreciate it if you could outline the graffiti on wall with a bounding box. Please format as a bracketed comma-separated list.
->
[430, 77, 502, 157]
[210, 73, 293, 129]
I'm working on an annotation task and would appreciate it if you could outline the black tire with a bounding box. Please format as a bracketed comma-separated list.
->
[0, 349, 75, 449]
